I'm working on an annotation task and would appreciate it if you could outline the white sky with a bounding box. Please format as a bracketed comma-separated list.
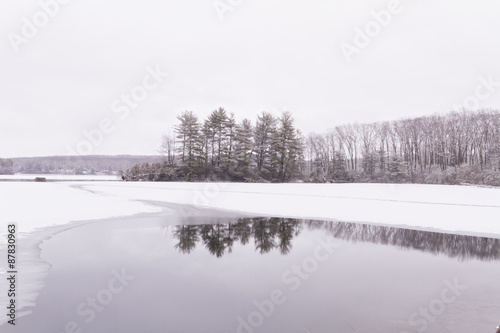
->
[1, 0, 500, 158]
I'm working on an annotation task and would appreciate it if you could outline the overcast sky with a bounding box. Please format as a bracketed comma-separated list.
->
[1, 0, 500, 158]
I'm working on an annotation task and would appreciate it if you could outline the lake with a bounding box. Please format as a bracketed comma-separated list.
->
[11, 205, 500, 333]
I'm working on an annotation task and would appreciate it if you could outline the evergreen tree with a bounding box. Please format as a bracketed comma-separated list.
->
[362, 150, 378, 180]
[271, 111, 302, 182]
[253, 111, 278, 180]
[174, 111, 204, 181]
[221, 113, 237, 177]
[233, 118, 254, 181]
[331, 151, 348, 181]
[388, 155, 407, 183]
[206, 107, 229, 174]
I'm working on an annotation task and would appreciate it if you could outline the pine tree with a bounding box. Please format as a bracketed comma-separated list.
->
[331, 151, 348, 181]
[271, 111, 302, 182]
[206, 107, 229, 173]
[174, 111, 204, 181]
[221, 113, 237, 177]
[388, 155, 407, 183]
[253, 111, 278, 180]
[233, 118, 254, 180]
[362, 150, 378, 180]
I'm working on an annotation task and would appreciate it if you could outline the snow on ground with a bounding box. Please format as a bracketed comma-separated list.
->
[1, 181, 499, 238]
[79, 182, 500, 238]
[0, 182, 161, 237]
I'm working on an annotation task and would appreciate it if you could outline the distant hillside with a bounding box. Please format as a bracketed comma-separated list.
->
[10, 155, 164, 175]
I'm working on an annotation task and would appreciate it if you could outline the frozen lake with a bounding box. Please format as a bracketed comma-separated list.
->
[9, 207, 500, 333]
[1, 181, 500, 332]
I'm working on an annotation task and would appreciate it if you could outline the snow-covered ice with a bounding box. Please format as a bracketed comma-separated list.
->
[1, 181, 500, 238]
[80, 182, 500, 238]
[0, 182, 161, 237]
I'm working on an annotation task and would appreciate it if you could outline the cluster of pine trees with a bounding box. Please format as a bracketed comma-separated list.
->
[125, 108, 500, 185]
[125, 108, 305, 182]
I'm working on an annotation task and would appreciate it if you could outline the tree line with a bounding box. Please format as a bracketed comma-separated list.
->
[124, 108, 500, 185]
[305, 109, 500, 184]
[1, 155, 163, 176]
[0, 158, 14, 175]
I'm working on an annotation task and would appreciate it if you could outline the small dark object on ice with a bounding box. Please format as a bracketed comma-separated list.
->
[34, 177, 46, 182]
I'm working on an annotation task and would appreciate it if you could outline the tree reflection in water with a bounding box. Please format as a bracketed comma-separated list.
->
[305, 220, 500, 261]
[172, 225, 199, 254]
[171, 217, 500, 261]
[172, 218, 302, 257]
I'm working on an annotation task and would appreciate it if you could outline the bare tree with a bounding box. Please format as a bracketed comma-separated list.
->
[160, 132, 176, 166]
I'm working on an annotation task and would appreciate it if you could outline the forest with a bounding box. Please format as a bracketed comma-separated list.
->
[124, 108, 500, 186]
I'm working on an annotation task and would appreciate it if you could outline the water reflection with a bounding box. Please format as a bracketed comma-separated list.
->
[172, 218, 302, 257]
[307, 220, 500, 261]
[170, 217, 500, 261]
